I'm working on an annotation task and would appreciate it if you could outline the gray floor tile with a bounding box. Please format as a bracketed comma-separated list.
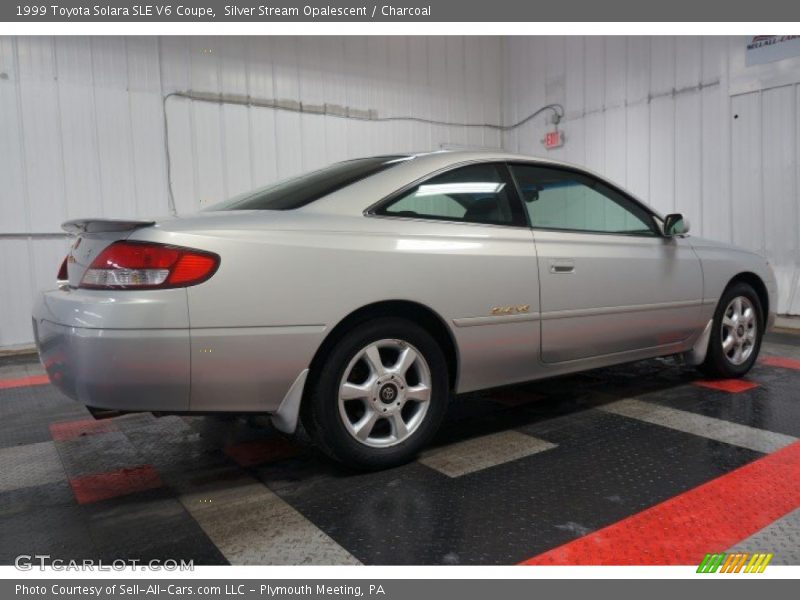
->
[728, 509, 800, 566]
[419, 430, 556, 477]
[598, 398, 798, 454]
[178, 467, 360, 565]
[0, 441, 65, 493]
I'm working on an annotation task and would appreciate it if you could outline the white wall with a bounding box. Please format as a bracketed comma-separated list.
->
[502, 36, 800, 315]
[2, 35, 800, 350]
[0, 35, 503, 349]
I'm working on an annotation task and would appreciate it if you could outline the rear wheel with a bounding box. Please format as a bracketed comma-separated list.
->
[699, 281, 763, 378]
[303, 318, 449, 469]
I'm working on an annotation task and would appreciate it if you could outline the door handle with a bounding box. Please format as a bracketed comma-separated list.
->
[549, 260, 575, 274]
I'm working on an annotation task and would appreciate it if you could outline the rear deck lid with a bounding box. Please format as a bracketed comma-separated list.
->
[62, 218, 155, 235]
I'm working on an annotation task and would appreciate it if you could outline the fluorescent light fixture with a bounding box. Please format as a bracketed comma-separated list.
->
[415, 182, 505, 197]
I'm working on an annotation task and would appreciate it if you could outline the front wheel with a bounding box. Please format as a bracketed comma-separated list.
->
[303, 318, 449, 470]
[699, 282, 764, 378]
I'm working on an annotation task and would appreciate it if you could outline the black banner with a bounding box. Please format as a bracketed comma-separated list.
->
[5, 579, 800, 600]
[3, 0, 798, 22]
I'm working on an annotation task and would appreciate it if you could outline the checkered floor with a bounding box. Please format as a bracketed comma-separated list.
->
[2, 331, 800, 566]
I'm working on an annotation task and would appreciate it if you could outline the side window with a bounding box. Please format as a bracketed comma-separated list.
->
[510, 165, 657, 235]
[377, 164, 522, 226]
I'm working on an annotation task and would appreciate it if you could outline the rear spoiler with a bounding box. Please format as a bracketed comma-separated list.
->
[62, 219, 155, 234]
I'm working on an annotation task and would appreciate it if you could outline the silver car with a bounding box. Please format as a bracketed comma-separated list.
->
[33, 151, 777, 469]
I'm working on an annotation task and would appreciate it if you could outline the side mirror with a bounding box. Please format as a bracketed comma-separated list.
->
[663, 213, 690, 236]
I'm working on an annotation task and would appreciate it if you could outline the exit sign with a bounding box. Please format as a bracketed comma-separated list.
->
[543, 130, 564, 150]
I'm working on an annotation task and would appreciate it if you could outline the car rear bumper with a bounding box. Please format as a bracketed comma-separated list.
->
[34, 318, 192, 411]
[33, 287, 192, 411]
[32, 287, 324, 420]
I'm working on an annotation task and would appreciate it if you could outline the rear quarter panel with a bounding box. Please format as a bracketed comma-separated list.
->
[132, 216, 540, 407]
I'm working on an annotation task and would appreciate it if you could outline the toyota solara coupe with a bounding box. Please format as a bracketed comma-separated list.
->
[33, 151, 776, 468]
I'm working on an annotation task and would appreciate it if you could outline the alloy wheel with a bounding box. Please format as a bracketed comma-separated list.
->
[721, 295, 757, 366]
[337, 339, 432, 448]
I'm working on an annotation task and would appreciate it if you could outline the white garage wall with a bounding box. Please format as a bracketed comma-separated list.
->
[0, 35, 503, 349]
[502, 36, 800, 315]
[2, 35, 800, 351]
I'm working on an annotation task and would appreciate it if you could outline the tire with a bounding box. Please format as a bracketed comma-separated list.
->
[302, 317, 449, 470]
[699, 281, 764, 378]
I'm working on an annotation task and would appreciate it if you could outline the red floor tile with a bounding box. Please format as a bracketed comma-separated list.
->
[224, 437, 300, 467]
[69, 465, 163, 504]
[50, 418, 119, 441]
[521, 440, 800, 565]
[693, 379, 759, 393]
[760, 355, 800, 370]
[0, 374, 50, 390]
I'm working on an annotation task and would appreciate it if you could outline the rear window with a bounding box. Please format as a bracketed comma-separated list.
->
[206, 156, 408, 211]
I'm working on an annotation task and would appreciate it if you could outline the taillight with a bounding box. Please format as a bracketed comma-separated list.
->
[79, 241, 219, 290]
[57, 257, 68, 282]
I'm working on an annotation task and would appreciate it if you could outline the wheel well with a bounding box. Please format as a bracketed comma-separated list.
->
[308, 300, 459, 392]
[728, 272, 769, 319]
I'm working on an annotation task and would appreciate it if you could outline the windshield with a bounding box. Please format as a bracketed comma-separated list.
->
[206, 156, 409, 211]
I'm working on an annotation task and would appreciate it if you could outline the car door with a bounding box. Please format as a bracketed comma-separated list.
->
[508, 163, 704, 363]
[373, 161, 541, 392]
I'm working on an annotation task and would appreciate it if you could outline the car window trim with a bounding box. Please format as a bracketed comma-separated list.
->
[364, 160, 530, 229]
[505, 161, 662, 237]
[528, 226, 663, 238]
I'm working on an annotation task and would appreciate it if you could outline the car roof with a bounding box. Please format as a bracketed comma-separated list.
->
[363, 150, 626, 191]
[397, 149, 582, 168]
